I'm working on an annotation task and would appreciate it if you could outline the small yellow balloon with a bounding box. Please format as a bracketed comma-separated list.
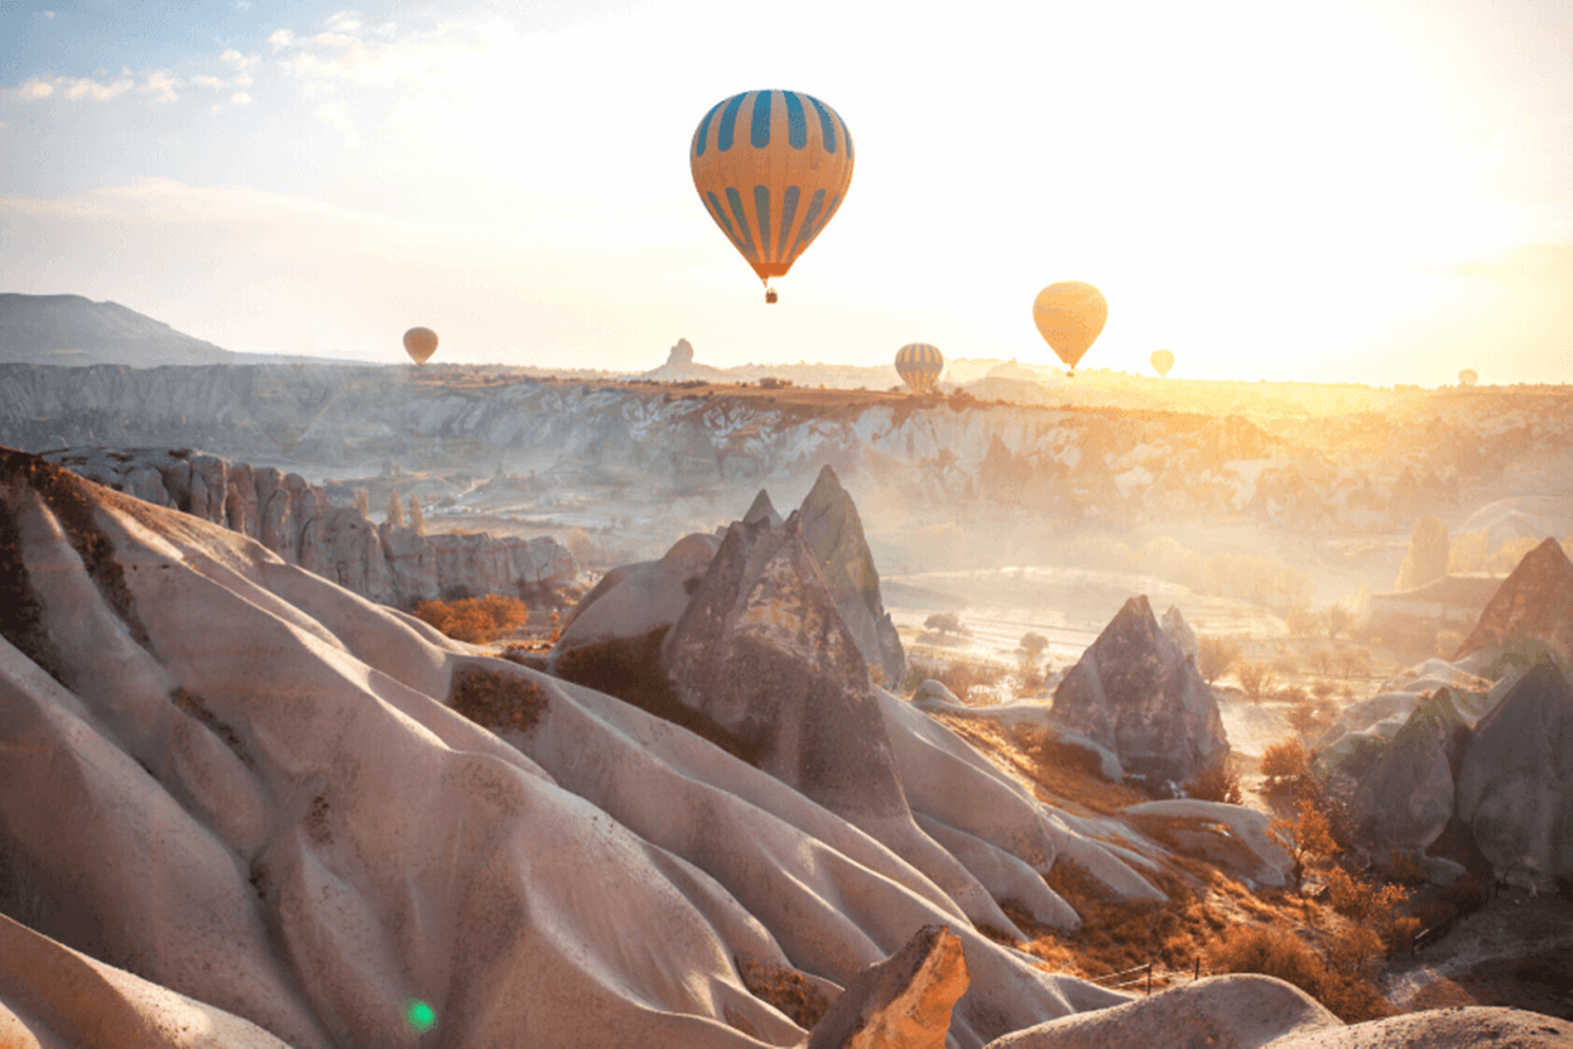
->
[1033, 282, 1106, 373]
[1458, 368, 1478, 387]
[1151, 349, 1175, 378]
[403, 327, 438, 365]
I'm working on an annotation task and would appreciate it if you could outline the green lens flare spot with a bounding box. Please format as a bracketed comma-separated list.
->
[406, 999, 436, 1033]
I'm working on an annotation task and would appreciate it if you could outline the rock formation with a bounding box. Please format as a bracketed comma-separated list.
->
[1160, 604, 1198, 663]
[1051, 596, 1228, 784]
[668, 338, 696, 365]
[1350, 689, 1475, 862]
[1455, 537, 1573, 660]
[795, 466, 905, 687]
[1455, 660, 1573, 891]
[806, 925, 968, 1049]
[41, 446, 576, 607]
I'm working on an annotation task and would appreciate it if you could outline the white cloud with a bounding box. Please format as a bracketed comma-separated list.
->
[8, 74, 139, 102]
[13, 76, 55, 100]
[268, 29, 294, 47]
[313, 102, 358, 144]
[190, 74, 224, 88]
[220, 49, 259, 70]
[138, 69, 179, 103]
[231, 92, 252, 105]
[324, 11, 362, 33]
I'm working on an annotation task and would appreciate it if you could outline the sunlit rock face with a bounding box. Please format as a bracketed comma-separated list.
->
[40, 446, 577, 607]
[1051, 596, 1228, 784]
[796, 466, 906, 688]
[1455, 537, 1573, 660]
[1159, 604, 1198, 663]
[807, 924, 968, 1049]
[1455, 661, 1573, 891]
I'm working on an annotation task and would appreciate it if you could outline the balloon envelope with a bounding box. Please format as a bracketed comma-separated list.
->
[691, 90, 854, 285]
[895, 343, 944, 393]
[1033, 283, 1107, 371]
[403, 327, 438, 365]
[1458, 369, 1478, 386]
[1151, 349, 1174, 378]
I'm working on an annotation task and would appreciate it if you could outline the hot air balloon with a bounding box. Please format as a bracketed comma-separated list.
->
[1032, 283, 1106, 375]
[691, 90, 854, 304]
[404, 327, 438, 365]
[895, 343, 944, 393]
[1459, 369, 1478, 387]
[1151, 349, 1174, 378]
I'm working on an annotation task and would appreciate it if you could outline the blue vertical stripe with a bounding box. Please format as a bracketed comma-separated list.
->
[751, 90, 773, 148]
[706, 190, 745, 251]
[778, 185, 800, 258]
[792, 188, 826, 255]
[693, 99, 725, 158]
[784, 92, 807, 149]
[809, 96, 837, 153]
[725, 186, 757, 259]
[754, 185, 772, 258]
[717, 93, 746, 152]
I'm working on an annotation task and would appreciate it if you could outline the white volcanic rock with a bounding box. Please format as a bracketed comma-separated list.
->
[1160, 605, 1198, 663]
[0, 914, 293, 1049]
[806, 924, 968, 1049]
[1123, 800, 1294, 888]
[1455, 661, 1573, 890]
[1052, 595, 1228, 785]
[42, 446, 577, 607]
[984, 975, 1339, 1048]
[796, 466, 906, 687]
[1349, 689, 1475, 863]
[1264, 1007, 1573, 1048]
[0, 446, 1168, 1048]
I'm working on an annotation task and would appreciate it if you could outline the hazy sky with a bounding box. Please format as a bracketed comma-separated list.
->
[2, 0, 1569, 384]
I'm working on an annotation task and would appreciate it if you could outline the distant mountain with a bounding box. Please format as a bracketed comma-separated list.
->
[0, 293, 247, 367]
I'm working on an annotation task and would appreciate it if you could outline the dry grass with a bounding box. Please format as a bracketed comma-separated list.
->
[737, 958, 829, 1030]
[928, 714, 1149, 817]
[413, 594, 530, 643]
[448, 662, 549, 733]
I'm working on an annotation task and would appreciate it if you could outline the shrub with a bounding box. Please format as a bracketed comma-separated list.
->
[1197, 636, 1241, 685]
[1286, 696, 1322, 740]
[924, 612, 971, 638]
[1260, 737, 1312, 787]
[1187, 761, 1243, 804]
[1020, 632, 1049, 661]
[1236, 661, 1275, 703]
[386, 491, 404, 527]
[414, 594, 530, 644]
[924, 659, 1003, 704]
[1394, 515, 1450, 590]
[1204, 925, 1393, 1024]
[1268, 795, 1337, 872]
[1286, 606, 1324, 640]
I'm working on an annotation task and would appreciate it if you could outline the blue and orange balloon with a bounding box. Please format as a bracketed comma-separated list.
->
[691, 90, 854, 302]
[895, 344, 944, 393]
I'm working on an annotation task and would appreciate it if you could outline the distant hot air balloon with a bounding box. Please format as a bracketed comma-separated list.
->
[1151, 349, 1175, 378]
[1032, 283, 1106, 375]
[1458, 369, 1478, 387]
[691, 90, 854, 304]
[895, 343, 944, 393]
[403, 327, 438, 365]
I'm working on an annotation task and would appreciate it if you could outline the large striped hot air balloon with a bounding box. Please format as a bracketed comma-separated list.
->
[691, 90, 854, 303]
[895, 343, 944, 393]
[403, 327, 438, 365]
[1032, 282, 1106, 375]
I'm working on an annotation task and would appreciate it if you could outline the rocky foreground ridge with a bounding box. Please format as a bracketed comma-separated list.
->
[5, 444, 1569, 1046]
[39, 445, 577, 607]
